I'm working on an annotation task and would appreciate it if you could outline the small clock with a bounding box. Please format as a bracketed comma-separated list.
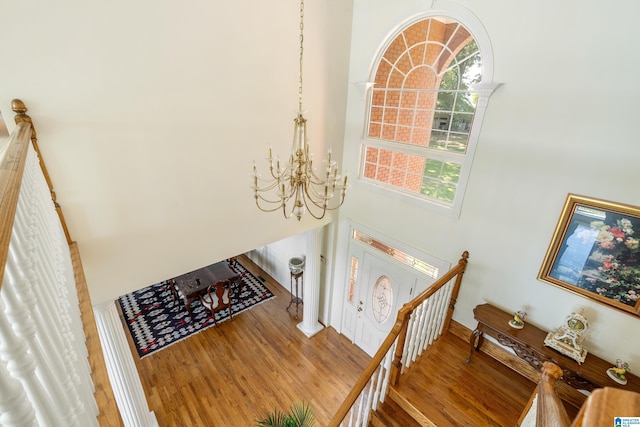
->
[567, 315, 587, 332]
[544, 311, 589, 364]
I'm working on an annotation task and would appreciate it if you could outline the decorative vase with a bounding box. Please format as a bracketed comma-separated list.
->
[289, 256, 305, 274]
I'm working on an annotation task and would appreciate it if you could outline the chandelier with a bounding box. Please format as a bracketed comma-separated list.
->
[251, 0, 348, 221]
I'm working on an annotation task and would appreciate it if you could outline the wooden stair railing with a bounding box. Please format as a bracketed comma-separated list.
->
[0, 100, 119, 425]
[535, 362, 571, 427]
[11, 99, 72, 244]
[328, 251, 469, 427]
[519, 361, 640, 427]
[0, 107, 32, 285]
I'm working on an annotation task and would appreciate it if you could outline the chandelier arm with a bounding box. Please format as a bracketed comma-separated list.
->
[305, 182, 346, 209]
[301, 192, 327, 220]
[253, 180, 281, 192]
[306, 179, 336, 200]
[255, 200, 286, 213]
[255, 193, 285, 205]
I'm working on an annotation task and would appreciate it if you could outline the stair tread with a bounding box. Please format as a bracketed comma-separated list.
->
[370, 398, 422, 427]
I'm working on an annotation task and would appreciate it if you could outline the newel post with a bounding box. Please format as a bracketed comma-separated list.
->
[442, 251, 469, 334]
[388, 309, 411, 386]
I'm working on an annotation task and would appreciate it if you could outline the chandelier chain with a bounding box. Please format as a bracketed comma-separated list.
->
[298, 0, 304, 112]
[251, 0, 348, 221]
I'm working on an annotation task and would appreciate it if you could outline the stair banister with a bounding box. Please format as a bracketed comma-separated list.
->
[11, 99, 72, 244]
[389, 251, 468, 386]
[536, 362, 571, 427]
[0, 100, 100, 425]
[0, 119, 31, 285]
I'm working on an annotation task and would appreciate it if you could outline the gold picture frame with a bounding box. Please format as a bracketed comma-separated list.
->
[538, 194, 640, 316]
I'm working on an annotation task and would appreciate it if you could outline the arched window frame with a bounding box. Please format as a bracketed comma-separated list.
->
[359, 3, 499, 218]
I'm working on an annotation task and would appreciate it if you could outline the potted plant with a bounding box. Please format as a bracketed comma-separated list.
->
[256, 401, 316, 427]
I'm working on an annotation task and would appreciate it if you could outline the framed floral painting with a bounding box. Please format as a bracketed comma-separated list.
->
[538, 194, 640, 316]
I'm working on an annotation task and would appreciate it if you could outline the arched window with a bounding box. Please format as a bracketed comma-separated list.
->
[361, 13, 497, 217]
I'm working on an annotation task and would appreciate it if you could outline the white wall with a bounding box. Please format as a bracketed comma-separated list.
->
[333, 0, 640, 367]
[0, 0, 354, 304]
[2, 0, 639, 370]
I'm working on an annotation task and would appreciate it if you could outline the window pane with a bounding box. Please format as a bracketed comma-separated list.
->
[429, 130, 448, 149]
[448, 133, 469, 153]
[421, 160, 461, 204]
[347, 256, 359, 305]
[352, 229, 440, 278]
[437, 88, 455, 111]
[423, 158, 443, 178]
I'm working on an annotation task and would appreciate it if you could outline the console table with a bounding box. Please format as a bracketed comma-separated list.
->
[467, 303, 640, 395]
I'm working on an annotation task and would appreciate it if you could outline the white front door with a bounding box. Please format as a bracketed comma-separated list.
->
[352, 252, 417, 357]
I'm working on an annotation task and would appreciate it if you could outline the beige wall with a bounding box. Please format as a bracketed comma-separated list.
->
[332, 0, 640, 367]
[0, 0, 354, 304]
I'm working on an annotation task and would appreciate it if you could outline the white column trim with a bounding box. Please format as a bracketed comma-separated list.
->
[93, 301, 158, 427]
[297, 226, 325, 338]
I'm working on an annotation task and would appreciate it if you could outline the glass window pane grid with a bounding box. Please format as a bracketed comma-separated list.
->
[363, 16, 484, 210]
[352, 230, 440, 278]
[368, 88, 477, 153]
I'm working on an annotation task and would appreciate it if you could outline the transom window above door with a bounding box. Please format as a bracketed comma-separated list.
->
[361, 14, 498, 217]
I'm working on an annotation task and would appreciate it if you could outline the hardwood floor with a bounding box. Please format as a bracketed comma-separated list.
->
[83, 251, 554, 426]
[392, 332, 537, 426]
[121, 254, 372, 426]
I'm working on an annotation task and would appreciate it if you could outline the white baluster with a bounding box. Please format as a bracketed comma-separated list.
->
[0, 350, 37, 426]
[433, 282, 454, 339]
[21, 147, 98, 421]
[2, 259, 81, 427]
[403, 305, 418, 367]
[417, 298, 433, 356]
[0, 297, 66, 426]
[379, 340, 396, 402]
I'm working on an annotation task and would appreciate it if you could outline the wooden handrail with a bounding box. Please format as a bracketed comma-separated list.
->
[0, 100, 73, 289]
[0, 120, 32, 287]
[536, 362, 571, 427]
[531, 362, 640, 426]
[11, 100, 72, 244]
[328, 251, 469, 427]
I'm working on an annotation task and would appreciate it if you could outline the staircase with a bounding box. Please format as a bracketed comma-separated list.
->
[367, 332, 536, 426]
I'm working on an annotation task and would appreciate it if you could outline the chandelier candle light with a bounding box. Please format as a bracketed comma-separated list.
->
[251, 0, 348, 221]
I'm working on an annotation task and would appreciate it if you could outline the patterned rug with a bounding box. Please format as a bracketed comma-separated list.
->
[118, 261, 275, 358]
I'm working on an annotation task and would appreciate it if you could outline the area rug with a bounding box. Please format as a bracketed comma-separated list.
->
[118, 261, 275, 358]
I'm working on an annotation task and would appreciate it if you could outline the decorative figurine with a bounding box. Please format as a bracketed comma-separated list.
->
[508, 310, 527, 329]
[606, 359, 631, 385]
[544, 310, 589, 364]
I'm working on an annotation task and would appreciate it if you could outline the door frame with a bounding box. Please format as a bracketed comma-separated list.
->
[338, 221, 451, 346]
